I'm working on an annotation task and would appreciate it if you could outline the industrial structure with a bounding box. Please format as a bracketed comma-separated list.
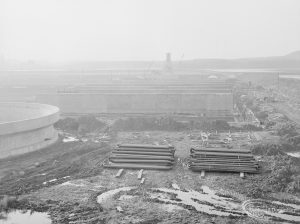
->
[1, 54, 235, 119]
[37, 79, 234, 119]
[0, 102, 59, 159]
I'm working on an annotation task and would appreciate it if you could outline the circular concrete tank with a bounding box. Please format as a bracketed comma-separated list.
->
[0, 102, 60, 159]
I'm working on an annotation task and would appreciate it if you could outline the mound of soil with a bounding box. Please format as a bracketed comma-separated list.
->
[111, 117, 188, 131]
[77, 115, 106, 134]
[54, 115, 106, 134]
[54, 117, 78, 131]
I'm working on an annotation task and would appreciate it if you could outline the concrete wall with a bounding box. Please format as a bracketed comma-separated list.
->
[0, 126, 58, 159]
[37, 93, 233, 116]
[0, 103, 60, 159]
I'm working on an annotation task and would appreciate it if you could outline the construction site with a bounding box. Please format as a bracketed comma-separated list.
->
[2, 0, 300, 222]
[0, 51, 300, 224]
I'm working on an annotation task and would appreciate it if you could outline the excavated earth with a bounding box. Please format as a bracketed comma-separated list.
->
[0, 130, 299, 224]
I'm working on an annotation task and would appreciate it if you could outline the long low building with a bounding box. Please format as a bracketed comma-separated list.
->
[0, 102, 59, 159]
[37, 92, 233, 118]
[36, 79, 234, 118]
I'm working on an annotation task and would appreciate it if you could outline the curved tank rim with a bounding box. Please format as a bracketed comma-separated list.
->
[0, 102, 60, 135]
[0, 102, 59, 124]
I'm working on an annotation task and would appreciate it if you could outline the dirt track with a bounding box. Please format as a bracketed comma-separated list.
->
[0, 139, 111, 196]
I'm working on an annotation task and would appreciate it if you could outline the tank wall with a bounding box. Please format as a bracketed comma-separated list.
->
[0, 125, 58, 159]
[0, 102, 60, 159]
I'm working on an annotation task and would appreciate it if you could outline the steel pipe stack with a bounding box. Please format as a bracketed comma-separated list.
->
[103, 144, 176, 170]
[189, 147, 259, 173]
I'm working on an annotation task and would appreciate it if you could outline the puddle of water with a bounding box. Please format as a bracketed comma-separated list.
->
[61, 181, 85, 187]
[118, 195, 137, 201]
[97, 187, 135, 204]
[272, 201, 300, 210]
[161, 204, 187, 212]
[171, 183, 180, 190]
[149, 186, 244, 217]
[0, 210, 51, 224]
[60, 180, 103, 190]
[96, 186, 300, 221]
[62, 136, 79, 143]
[96, 186, 243, 216]
[242, 199, 300, 223]
[43, 176, 70, 185]
[43, 178, 57, 185]
[287, 152, 300, 158]
[35, 173, 47, 176]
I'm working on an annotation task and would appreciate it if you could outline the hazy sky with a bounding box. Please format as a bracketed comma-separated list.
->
[1, 0, 300, 61]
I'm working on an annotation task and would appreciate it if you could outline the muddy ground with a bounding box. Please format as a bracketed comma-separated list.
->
[1, 128, 299, 224]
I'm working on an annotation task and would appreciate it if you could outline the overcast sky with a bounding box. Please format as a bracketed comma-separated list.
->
[1, 0, 300, 62]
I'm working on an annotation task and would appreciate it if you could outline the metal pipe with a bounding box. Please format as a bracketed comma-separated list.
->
[103, 163, 173, 170]
[110, 155, 175, 161]
[189, 158, 257, 162]
[190, 163, 258, 167]
[112, 151, 173, 156]
[115, 148, 174, 153]
[190, 164, 259, 169]
[189, 165, 258, 170]
[109, 159, 174, 164]
[191, 148, 251, 153]
[190, 164, 257, 168]
[190, 167, 259, 173]
[189, 161, 258, 166]
[191, 155, 254, 158]
[118, 144, 173, 149]
[191, 153, 253, 158]
[189, 164, 258, 168]
[190, 157, 255, 161]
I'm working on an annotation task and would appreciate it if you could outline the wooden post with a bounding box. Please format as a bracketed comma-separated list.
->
[138, 169, 143, 179]
[116, 206, 123, 212]
[115, 169, 124, 178]
[201, 170, 205, 178]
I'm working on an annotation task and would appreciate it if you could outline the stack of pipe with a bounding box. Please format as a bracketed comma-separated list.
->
[103, 144, 176, 170]
[189, 147, 259, 173]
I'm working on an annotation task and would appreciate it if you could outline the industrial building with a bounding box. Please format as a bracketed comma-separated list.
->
[37, 80, 234, 119]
